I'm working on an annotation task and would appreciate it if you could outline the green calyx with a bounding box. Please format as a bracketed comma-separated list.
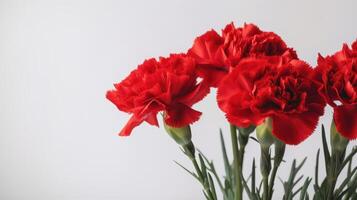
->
[237, 125, 256, 148]
[274, 139, 286, 166]
[238, 125, 256, 137]
[164, 123, 192, 146]
[330, 120, 348, 152]
[256, 118, 275, 149]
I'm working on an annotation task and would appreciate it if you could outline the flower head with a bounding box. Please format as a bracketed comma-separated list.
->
[188, 23, 297, 87]
[217, 57, 325, 144]
[107, 54, 209, 136]
[315, 39, 357, 139]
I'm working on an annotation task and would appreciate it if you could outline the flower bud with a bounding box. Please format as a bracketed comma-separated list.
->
[256, 118, 274, 149]
[274, 139, 286, 166]
[257, 118, 275, 177]
[330, 120, 348, 153]
[238, 125, 256, 137]
[238, 125, 256, 148]
[164, 123, 192, 146]
[260, 147, 271, 177]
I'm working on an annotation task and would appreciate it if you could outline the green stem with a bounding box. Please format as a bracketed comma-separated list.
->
[327, 178, 336, 200]
[268, 141, 285, 200]
[191, 156, 204, 179]
[260, 146, 271, 200]
[326, 152, 339, 200]
[238, 133, 248, 170]
[192, 158, 215, 200]
[230, 124, 242, 200]
[183, 143, 215, 200]
[239, 144, 246, 173]
[263, 175, 269, 200]
[268, 165, 278, 200]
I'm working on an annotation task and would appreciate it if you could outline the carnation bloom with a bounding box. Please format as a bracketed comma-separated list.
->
[188, 23, 297, 87]
[106, 54, 209, 136]
[217, 57, 325, 144]
[315, 39, 357, 140]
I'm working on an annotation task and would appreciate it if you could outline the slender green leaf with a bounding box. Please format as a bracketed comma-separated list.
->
[174, 161, 199, 181]
[203, 190, 211, 200]
[241, 174, 252, 199]
[338, 147, 357, 175]
[197, 149, 225, 193]
[293, 175, 304, 188]
[199, 154, 208, 180]
[299, 178, 311, 200]
[321, 125, 331, 170]
[282, 158, 307, 200]
[334, 166, 357, 196]
[220, 129, 232, 181]
[258, 179, 263, 195]
[208, 173, 217, 200]
[293, 186, 303, 197]
[315, 149, 320, 188]
[297, 158, 307, 172]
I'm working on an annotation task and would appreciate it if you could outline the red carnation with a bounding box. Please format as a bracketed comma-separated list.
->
[106, 54, 209, 136]
[217, 57, 325, 144]
[188, 23, 297, 87]
[315, 39, 357, 140]
[187, 30, 228, 87]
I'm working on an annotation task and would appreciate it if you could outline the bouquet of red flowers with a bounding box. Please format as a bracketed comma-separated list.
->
[106, 23, 357, 200]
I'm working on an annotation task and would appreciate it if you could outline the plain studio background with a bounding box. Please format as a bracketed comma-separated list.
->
[0, 0, 356, 199]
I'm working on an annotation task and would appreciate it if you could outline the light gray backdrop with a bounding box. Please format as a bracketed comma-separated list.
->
[0, 0, 356, 199]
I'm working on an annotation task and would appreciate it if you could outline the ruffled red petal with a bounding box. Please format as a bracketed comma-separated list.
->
[271, 111, 321, 145]
[352, 39, 357, 51]
[242, 23, 261, 37]
[145, 112, 159, 127]
[217, 59, 271, 127]
[106, 90, 132, 112]
[333, 104, 357, 140]
[178, 81, 210, 106]
[196, 64, 228, 87]
[188, 30, 228, 87]
[226, 109, 265, 128]
[119, 115, 145, 136]
[164, 103, 202, 127]
[188, 30, 225, 66]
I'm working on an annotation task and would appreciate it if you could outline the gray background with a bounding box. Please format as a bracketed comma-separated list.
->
[0, 0, 356, 199]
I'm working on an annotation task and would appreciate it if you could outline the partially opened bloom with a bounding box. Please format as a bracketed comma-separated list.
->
[315, 39, 357, 140]
[106, 54, 209, 136]
[188, 23, 297, 87]
[217, 57, 325, 144]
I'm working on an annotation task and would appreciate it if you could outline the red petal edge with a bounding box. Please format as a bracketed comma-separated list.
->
[119, 115, 145, 136]
[333, 104, 357, 140]
[271, 111, 321, 145]
[164, 103, 202, 127]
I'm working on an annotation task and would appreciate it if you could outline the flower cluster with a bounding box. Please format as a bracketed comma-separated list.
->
[107, 22, 356, 143]
[107, 22, 357, 200]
